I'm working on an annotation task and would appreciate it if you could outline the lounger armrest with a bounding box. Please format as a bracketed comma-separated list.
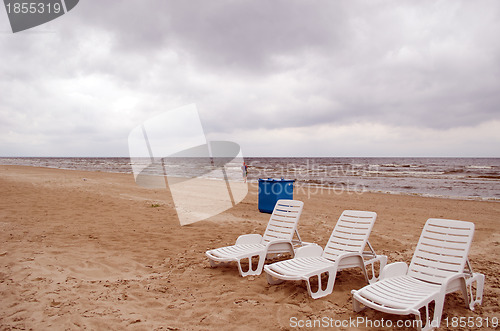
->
[335, 251, 366, 269]
[440, 272, 467, 295]
[236, 234, 262, 245]
[295, 243, 323, 258]
[380, 262, 408, 280]
[265, 239, 295, 255]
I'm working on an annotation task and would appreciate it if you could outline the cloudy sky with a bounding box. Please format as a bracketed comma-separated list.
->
[1, 1, 499, 157]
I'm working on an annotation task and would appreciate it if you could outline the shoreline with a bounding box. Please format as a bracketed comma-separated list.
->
[1, 165, 499, 330]
[2, 163, 499, 202]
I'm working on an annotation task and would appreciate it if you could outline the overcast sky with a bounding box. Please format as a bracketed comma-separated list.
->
[1, 1, 499, 157]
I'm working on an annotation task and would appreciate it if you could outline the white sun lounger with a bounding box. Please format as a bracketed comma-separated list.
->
[352, 218, 485, 331]
[205, 199, 304, 277]
[264, 210, 387, 299]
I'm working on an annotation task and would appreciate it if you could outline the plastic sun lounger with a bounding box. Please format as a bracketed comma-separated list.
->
[205, 199, 304, 277]
[352, 218, 485, 331]
[264, 210, 387, 299]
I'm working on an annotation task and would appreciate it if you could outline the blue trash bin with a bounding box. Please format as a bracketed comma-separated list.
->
[258, 178, 295, 213]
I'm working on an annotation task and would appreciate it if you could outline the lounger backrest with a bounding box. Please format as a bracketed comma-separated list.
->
[408, 218, 475, 285]
[262, 200, 304, 244]
[322, 210, 376, 261]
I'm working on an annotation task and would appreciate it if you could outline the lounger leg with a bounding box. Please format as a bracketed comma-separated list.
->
[414, 311, 424, 331]
[459, 277, 470, 308]
[467, 273, 485, 310]
[305, 275, 321, 299]
[351, 293, 366, 312]
[236, 257, 257, 277]
[364, 255, 388, 284]
[236, 253, 267, 277]
[414, 301, 438, 331]
[305, 268, 337, 299]
[360, 262, 370, 284]
[266, 272, 284, 285]
[236, 259, 246, 276]
[412, 298, 440, 331]
[429, 298, 444, 331]
[255, 252, 267, 275]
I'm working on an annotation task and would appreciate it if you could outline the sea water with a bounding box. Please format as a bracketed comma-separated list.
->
[1, 157, 499, 201]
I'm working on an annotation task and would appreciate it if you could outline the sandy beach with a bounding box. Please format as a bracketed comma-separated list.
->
[0, 165, 499, 330]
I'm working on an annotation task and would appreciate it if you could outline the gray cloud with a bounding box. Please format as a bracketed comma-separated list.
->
[0, 0, 499, 156]
[165, 1, 347, 73]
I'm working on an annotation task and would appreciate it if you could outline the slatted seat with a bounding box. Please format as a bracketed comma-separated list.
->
[205, 200, 304, 277]
[264, 210, 387, 299]
[357, 276, 440, 310]
[352, 219, 485, 331]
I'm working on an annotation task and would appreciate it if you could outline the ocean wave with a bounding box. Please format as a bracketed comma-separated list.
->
[2, 156, 499, 201]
